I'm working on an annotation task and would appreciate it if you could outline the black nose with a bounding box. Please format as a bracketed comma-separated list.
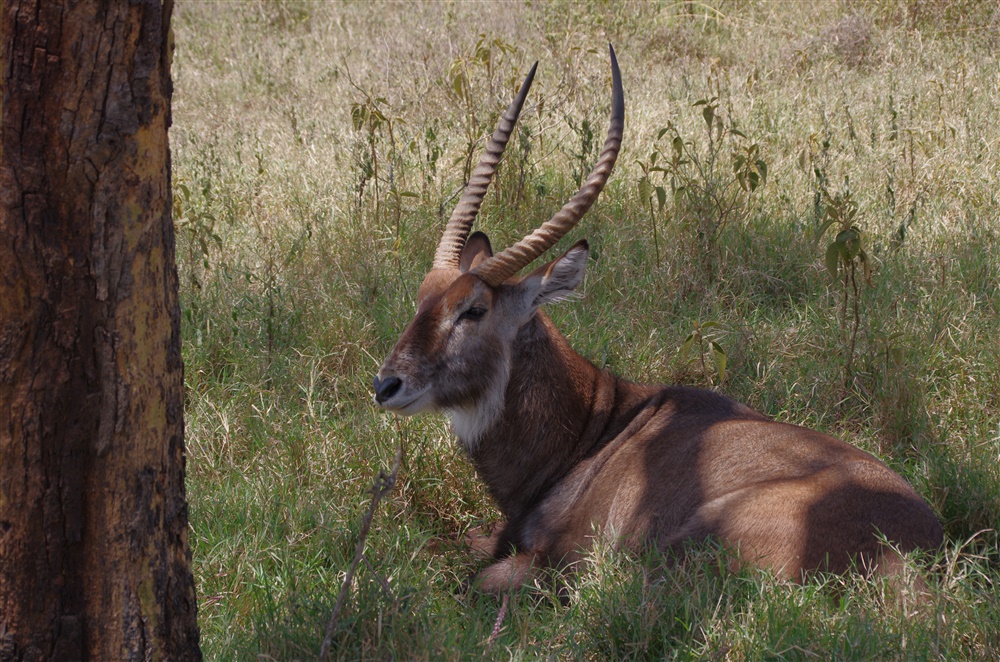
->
[373, 375, 402, 404]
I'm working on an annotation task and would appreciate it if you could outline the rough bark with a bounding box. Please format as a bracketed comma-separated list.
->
[0, 1, 200, 659]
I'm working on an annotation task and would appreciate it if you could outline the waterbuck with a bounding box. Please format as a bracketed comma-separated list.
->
[373, 46, 942, 592]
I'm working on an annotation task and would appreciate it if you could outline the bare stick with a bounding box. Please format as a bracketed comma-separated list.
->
[362, 553, 397, 606]
[319, 443, 403, 662]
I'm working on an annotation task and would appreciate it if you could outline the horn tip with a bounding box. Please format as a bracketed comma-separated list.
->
[609, 44, 624, 123]
[523, 60, 539, 88]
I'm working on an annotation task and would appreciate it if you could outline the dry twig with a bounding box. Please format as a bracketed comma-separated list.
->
[319, 443, 403, 661]
[362, 553, 397, 606]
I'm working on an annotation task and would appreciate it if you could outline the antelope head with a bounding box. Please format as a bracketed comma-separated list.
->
[373, 46, 624, 442]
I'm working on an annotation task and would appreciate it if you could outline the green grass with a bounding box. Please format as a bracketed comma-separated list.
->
[172, 1, 1000, 658]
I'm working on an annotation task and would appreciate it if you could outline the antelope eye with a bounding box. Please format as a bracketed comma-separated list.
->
[459, 306, 487, 322]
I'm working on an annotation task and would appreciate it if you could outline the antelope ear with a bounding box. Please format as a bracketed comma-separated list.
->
[460, 231, 494, 272]
[520, 239, 589, 308]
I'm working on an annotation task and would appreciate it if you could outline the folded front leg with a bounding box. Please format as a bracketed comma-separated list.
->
[474, 553, 537, 593]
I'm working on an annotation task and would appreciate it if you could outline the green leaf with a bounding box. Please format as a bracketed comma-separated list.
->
[836, 227, 862, 259]
[657, 127, 670, 140]
[825, 243, 841, 279]
[451, 71, 468, 100]
[815, 217, 836, 241]
[655, 186, 666, 212]
[859, 249, 872, 286]
[710, 341, 727, 383]
[351, 105, 367, 131]
[679, 335, 695, 361]
[638, 176, 652, 203]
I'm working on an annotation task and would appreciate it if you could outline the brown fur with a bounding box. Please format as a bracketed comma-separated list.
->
[374, 238, 943, 592]
[374, 50, 939, 592]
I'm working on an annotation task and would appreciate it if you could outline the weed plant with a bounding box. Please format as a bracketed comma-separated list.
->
[173, 1, 1000, 658]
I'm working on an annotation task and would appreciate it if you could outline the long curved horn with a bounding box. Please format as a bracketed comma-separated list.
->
[432, 62, 538, 270]
[472, 44, 624, 287]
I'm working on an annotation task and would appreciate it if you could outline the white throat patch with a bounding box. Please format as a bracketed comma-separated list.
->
[446, 360, 509, 453]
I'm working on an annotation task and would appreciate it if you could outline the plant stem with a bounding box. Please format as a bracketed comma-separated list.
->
[319, 443, 403, 661]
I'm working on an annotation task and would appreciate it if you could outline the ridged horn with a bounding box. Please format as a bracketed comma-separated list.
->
[432, 62, 538, 270]
[472, 44, 624, 287]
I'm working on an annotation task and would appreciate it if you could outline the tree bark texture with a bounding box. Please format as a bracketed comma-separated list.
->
[0, 1, 200, 659]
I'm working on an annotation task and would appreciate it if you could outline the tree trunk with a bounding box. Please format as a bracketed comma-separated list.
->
[0, 1, 200, 659]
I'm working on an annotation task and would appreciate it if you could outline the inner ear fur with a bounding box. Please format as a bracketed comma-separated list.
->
[460, 232, 494, 272]
[523, 239, 589, 307]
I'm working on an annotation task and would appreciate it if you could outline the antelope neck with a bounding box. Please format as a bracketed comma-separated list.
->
[462, 312, 640, 523]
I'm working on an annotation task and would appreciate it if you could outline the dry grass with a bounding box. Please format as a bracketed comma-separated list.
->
[172, 1, 1000, 658]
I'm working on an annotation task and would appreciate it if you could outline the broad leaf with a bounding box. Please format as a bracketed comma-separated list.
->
[710, 341, 727, 384]
[825, 243, 841, 279]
